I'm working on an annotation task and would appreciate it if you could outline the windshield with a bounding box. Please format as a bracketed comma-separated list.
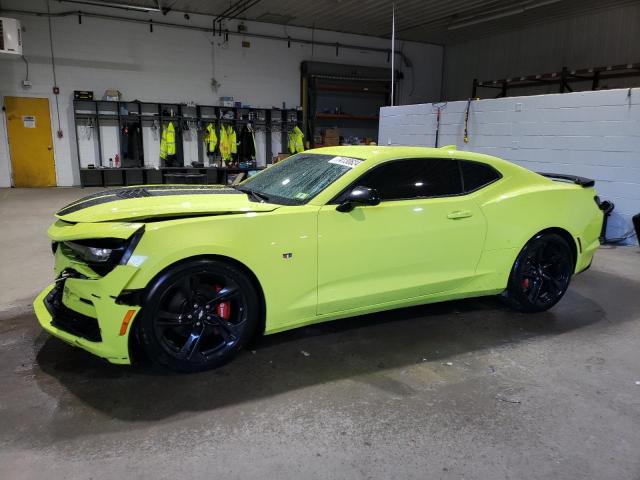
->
[238, 153, 363, 205]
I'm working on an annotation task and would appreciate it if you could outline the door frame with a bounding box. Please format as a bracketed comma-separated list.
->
[1, 90, 60, 187]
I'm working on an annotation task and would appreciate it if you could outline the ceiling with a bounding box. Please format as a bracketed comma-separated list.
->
[55, 0, 637, 44]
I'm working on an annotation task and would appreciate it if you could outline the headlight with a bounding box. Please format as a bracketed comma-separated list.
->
[60, 228, 144, 276]
[64, 242, 118, 263]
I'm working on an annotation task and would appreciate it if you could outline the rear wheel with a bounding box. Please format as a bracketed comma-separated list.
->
[502, 233, 574, 312]
[137, 259, 259, 372]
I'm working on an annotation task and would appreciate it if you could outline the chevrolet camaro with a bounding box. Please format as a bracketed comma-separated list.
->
[34, 146, 604, 372]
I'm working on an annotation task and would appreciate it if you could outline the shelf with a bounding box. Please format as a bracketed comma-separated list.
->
[80, 166, 263, 171]
[162, 166, 220, 171]
[315, 113, 379, 121]
[74, 99, 300, 187]
[315, 83, 389, 94]
[81, 167, 154, 171]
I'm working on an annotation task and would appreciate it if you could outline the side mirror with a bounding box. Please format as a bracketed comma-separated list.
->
[336, 186, 381, 212]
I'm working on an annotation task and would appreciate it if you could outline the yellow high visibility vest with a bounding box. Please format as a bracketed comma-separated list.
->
[160, 121, 176, 159]
[219, 124, 236, 162]
[288, 126, 304, 154]
[205, 123, 218, 153]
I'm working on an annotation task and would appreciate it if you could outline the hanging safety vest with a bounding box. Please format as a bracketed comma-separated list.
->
[205, 123, 218, 153]
[219, 124, 237, 162]
[159, 121, 176, 160]
[288, 126, 305, 154]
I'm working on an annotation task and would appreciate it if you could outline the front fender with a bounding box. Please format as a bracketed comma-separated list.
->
[125, 242, 259, 290]
[121, 208, 319, 333]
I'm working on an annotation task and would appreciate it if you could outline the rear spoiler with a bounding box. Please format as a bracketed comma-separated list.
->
[537, 172, 595, 187]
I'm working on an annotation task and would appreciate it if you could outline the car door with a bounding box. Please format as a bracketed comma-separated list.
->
[317, 157, 487, 315]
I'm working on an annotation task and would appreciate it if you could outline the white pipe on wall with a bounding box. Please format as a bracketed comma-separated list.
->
[391, 3, 395, 106]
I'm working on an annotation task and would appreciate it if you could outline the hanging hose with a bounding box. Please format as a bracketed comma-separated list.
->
[463, 98, 475, 144]
[432, 102, 447, 147]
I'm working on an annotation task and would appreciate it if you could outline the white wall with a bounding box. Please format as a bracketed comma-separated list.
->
[0, 0, 443, 187]
[379, 88, 640, 245]
[443, 3, 640, 101]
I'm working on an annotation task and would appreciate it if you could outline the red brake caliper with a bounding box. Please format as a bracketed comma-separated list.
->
[521, 278, 530, 290]
[214, 284, 231, 321]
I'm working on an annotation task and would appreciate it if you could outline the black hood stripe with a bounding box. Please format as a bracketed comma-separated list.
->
[58, 185, 242, 216]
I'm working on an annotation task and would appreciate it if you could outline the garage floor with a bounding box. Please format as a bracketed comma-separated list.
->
[1, 188, 639, 480]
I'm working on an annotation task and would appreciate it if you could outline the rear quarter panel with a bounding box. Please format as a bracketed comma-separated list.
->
[475, 171, 602, 282]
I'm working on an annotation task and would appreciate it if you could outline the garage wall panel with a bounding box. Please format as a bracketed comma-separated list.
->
[379, 88, 640, 244]
[0, 1, 442, 186]
[443, 3, 640, 101]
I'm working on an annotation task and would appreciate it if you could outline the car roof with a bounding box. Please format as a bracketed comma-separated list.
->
[306, 145, 522, 176]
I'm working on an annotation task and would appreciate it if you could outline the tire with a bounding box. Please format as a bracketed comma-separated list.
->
[137, 259, 260, 372]
[501, 232, 574, 313]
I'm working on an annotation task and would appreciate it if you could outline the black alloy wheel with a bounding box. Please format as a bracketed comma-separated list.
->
[503, 233, 574, 312]
[138, 260, 259, 372]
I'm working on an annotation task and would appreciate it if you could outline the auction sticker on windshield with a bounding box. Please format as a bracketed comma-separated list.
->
[328, 157, 362, 169]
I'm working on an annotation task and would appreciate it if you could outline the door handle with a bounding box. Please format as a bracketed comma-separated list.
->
[47, 145, 53, 150]
[447, 210, 473, 219]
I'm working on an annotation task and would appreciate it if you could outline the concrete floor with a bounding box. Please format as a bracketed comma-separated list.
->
[1, 187, 639, 480]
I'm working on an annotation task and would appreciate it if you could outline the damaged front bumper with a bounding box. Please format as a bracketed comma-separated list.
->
[34, 267, 141, 364]
[34, 221, 145, 364]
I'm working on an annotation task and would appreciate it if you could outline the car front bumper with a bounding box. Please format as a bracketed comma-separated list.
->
[34, 264, 142, 365]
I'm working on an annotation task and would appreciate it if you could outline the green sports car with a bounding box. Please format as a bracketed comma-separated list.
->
[34, 146, 604, 372]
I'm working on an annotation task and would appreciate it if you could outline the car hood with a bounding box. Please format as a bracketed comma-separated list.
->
[56, 185, 280, 223]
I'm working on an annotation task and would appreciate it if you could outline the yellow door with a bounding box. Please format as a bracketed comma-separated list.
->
[4, 97, 56, 187]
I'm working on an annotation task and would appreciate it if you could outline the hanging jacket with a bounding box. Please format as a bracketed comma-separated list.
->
[204, 123, 218, 154]
[160, 121, 176, 160]
[288, 126, 305, 154]
[219, 124, 237, 162]
[125, 124, 142, 167]
[239, 125, 256, 161]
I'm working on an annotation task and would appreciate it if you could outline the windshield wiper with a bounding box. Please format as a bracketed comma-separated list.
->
[236, 187, 269, 203]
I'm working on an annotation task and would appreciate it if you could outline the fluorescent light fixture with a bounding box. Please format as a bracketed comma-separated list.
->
[448, 0, 562, 30]
[59, 0, 162, 13]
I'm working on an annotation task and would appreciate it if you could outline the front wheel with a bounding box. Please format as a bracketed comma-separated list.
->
[502, 233, 574, 313]
[137, 259, 260, 372]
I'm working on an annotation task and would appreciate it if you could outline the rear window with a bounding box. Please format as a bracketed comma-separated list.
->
[461, 161, 501, 192]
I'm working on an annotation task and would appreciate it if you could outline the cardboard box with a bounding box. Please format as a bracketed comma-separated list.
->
[220, 96, 234, 107]
[104, 89, 121, 101]
[275, 153, 290, 163]
[323, 127, 339, 139]
[322, 136, 340, 146]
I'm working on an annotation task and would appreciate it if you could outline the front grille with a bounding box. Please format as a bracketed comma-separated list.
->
[44, 281, 102, 342]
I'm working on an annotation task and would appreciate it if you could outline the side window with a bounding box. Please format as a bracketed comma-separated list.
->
[460, 161, 501, 192]
[354, 158, 463, 201]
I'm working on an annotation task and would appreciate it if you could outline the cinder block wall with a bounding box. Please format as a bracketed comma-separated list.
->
[379, 88, 639, 245]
